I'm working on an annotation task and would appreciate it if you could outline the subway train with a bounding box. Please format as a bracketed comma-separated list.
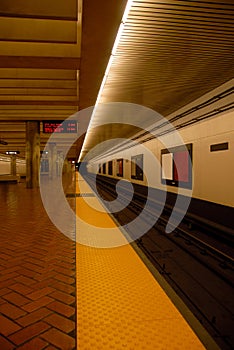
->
[86, 108, 234, 233]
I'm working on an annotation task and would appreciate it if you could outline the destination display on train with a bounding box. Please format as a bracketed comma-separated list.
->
[43, 121, 78, 134]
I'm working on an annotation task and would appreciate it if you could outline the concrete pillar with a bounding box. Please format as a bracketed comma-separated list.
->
[11, 155, 16, 176]
[49, 143, 57, 179]
[26, 121, 40, 188]
[57, 151, 64, 176]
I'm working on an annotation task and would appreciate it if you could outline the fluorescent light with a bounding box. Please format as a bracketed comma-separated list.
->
[122, 0, 133, 23]
[78, 0, 134, 162]
[111, 22, 124, 55]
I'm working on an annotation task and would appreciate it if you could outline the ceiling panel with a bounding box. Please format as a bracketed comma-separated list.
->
[0, 18, 77, 44]
[0, 0, 77, 20]
[79, 0, 234, 160]
[0, 0, 81, 158]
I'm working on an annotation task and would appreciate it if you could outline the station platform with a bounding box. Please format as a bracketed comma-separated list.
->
[0, 173, 218, 349]
[75, 174, 213, 350]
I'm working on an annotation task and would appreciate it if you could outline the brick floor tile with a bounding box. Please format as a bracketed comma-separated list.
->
[44, 346, 59, 350]
[18, 268, 40, 279]
[17, 307, 52, 327]
[34, 272, 57, 282]
[9, 283, 34, 295]
[25, 257, 47, 268]
[53, 266, 75, 277]
[53, 273, 75, 285]
[0, 297, 5, 305]
[2, 247, 22, 253]
[1, 262, 23, 269]
[0, 272, 19, 282]
[3, 259, 25, 268]
[17, 337, 48, 350]
[0, 314, 22, 336]
[44, 313, 75, 333]
[22, 263, 44, 273]
[3, 292, 30, 306]
[0, 302, 27, 319]
[26, 252, 44, 260]
[0, 279, 16, 289]
[49, 280, 75, 294]
[41, 328, 75, 350]
[0, 335, 15, 350]
[0, 287, 11, 296]
[56, 256, 75, 264]
[52, 260, 74, 270]
[0, 253, 10, 260]
[1, 266, 21, 275]
[0, 258, 6, 267]
[30, 248, 50, 256]
[30, 279, 55, 290]
[14, 276, 34, 286]
[9, 321, 50, 345]
[47, 301, 75, 318]
[26, 287, 55, 301]
[50, 291, 75, 305]
[22, 296, 54, 312]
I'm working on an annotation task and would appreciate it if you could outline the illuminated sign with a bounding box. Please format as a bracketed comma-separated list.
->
[43, 121, 77, 134]
[6, 151, 20, 155]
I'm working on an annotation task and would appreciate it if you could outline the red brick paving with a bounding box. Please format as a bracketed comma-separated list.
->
[9, 321, 50, 345]
[17, 308, 52, 327]
[0, 335, 15, 350]
[0, 180, 76, 349]
[0, 302, 27, 319]
[17, 337, 48, 350]
[0, 314, 22, 336]
[47, 301, 75, 318]
[21, 296, 54, 313]
[49, 290, 75, 305]
[44, 314, 75, 333]
[3, 292, 31, 306]
[42, 328, 75, 349]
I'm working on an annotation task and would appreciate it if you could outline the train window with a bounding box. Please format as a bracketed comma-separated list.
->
[102, 163, 106, 174]
[108, 161, 113, 175]
[116, 159, 123, 177]
[98, 164, 101, 173]
[161, 144, 192, 189]
[131, 154, 143, 181]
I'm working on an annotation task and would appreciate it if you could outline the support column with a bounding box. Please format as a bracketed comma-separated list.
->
[49, 143, 57, 180]
[11, 155, 16, 176]
[57, 151, 64, 176]
[26, 121, 40, 188]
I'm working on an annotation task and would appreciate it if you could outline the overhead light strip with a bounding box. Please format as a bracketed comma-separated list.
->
[79, 0, 134, 161]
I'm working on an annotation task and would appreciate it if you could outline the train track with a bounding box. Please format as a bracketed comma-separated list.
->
[85, 173, 234, 350]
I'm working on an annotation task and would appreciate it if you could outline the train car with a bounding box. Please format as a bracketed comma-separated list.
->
[87, 110, 233, 207]
[85, 80, 234, 236]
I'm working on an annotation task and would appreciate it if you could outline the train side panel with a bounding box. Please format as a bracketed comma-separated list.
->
[87, 111, 234, 208]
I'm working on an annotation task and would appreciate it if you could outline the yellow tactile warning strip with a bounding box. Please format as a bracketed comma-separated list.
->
[76, 174, 206, 349]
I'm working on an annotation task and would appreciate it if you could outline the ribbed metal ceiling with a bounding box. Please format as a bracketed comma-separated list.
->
[80, 0, 234, 161]
[101, 0, 234, 116]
